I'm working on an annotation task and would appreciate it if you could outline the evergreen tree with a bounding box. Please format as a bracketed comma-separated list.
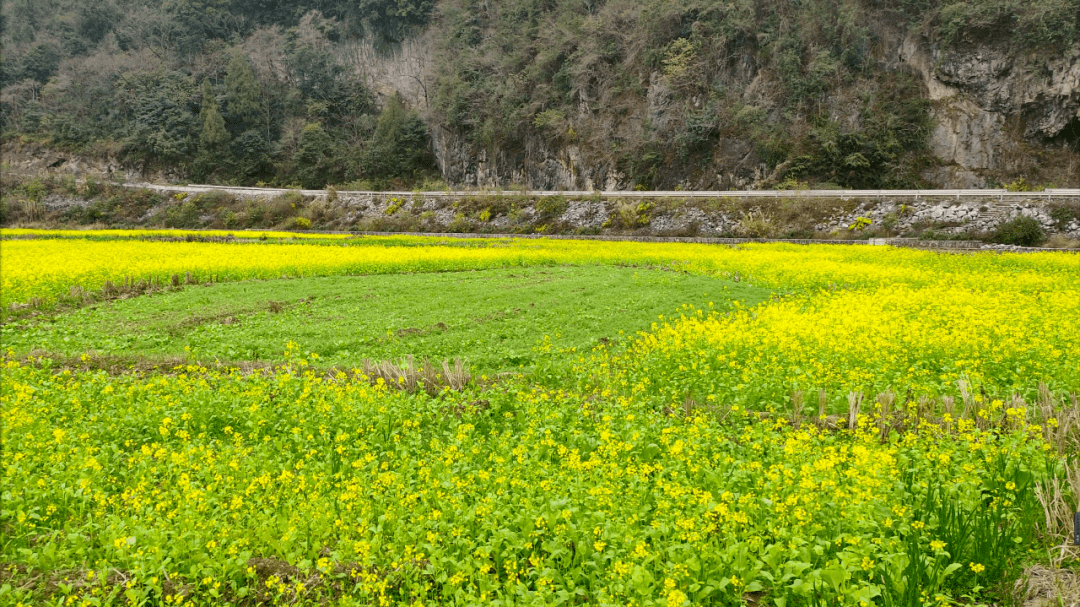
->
[224, 51, 261, 135]
[223, 52, 271, 180]
[120, 72, 199, 167]
[199, 79, 229, 150]
[295, 122, 338, 189]
[19, 42, 61, 84]
[194, 78, 230, 181]
[361, 94, 435, 182]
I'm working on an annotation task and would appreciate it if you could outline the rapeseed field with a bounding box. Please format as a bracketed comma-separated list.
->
[1, 231, 1077, 606]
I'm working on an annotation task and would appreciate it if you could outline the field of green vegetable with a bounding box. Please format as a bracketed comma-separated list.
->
[2, 232, 1078, 607]
[0, 266, 768, 374]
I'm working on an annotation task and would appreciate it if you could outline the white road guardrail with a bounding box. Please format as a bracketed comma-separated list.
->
[125, 183, 1080, 199]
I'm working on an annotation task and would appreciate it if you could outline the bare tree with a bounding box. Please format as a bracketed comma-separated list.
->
[242, 26, 288, 82]
[338, 33, 434, 110]
[241, 27, 290, 147]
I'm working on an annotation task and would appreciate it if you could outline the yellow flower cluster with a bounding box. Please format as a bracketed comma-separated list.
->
[1, 233, 1074, 605]
[581, 282, 1080, 403]
[1, 355, 1053, 605]
[2, 233, 1075, 310]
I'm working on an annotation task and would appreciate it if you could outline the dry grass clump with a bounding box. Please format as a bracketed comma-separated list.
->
[1045, 233, 1080, 249]
[358, 355, 470, 395]
[1017, 565, 1080, 607]
[7, 272, 216, 317]
[1033, 458, 1079, 565]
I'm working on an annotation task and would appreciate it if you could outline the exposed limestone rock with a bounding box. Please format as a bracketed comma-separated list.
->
[1, 141, 185, 184]
[928, 97, 1006, 170]
[645, 73, 677, 137]
[933, 46, 1080, 140]
[901, 34, 1080, 186]
[431, 31, 1079, 192]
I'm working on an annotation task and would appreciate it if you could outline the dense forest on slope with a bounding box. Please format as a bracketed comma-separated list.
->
[1, 0, 440, 187]
[1, 0, 1078, 189]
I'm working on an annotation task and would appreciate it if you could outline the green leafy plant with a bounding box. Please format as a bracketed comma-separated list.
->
[881, 213, 899, 234]
[605, 201, 654, 230]
[1004, 178, 1044, 192]
[1048, 205, 1078, 230]
[536, 195, 568, 219]
[776, 176, 810, 191]
[991, 216, 1046, 246]
[385, 197, 404, 215]
[447, 211, 470, 232]
[848, 216, 872, 231]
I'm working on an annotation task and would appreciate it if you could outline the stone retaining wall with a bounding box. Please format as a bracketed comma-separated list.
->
[312, 191, 1080, 239]
[13, 178, 1080, 242]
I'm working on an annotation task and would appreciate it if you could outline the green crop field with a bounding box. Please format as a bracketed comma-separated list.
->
[1, 266, 768, 374]
[1, 232, 1078, 607]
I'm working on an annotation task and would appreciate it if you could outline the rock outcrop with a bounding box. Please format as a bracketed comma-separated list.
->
[902, 36, 1079, 186]
[429, 33, 1079, 191]
[1, 141, 186, 184]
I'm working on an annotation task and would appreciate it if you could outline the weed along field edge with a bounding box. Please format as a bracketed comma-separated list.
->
[1, 230, 1079, 606]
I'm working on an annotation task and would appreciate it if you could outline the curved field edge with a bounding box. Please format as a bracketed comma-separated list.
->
[1, 235, 1076, 311]
[3, 236, 1077, 401]
[0, 266, 772, 376]
[558, 283, 1080, 403]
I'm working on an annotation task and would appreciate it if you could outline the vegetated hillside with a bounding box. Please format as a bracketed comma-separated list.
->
[427, 0, 1080, 189]
[1, 0, 1078, 190]
[0, 0, 440, 188]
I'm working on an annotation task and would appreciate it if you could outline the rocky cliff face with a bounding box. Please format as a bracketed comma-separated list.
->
[1, 141, 186, 184]
[430, 72, 772, 191]
[429, 33, 1079, 191]
[431, 128, 617, 191]
[901, 36, 1080, 187]
[5, 21, 1076, 192]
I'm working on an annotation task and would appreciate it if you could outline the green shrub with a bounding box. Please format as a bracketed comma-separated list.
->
[604, 200, 654, 230]
[163, 201, 202, 228]
[1048, 204, 1079, 230]
[446, 212, 471, 232]
[991, 216, 1046, 247]
[22, 178, 47, 202]
[219, 209, 239, 228]
[536, 195, 568, 219]
[1003, 178, 1043, 192]
[59, 175, 80, 196]
[359, 94, 438, 185]
[881, 213, 899, 233]
[82, 176, 104, 198]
